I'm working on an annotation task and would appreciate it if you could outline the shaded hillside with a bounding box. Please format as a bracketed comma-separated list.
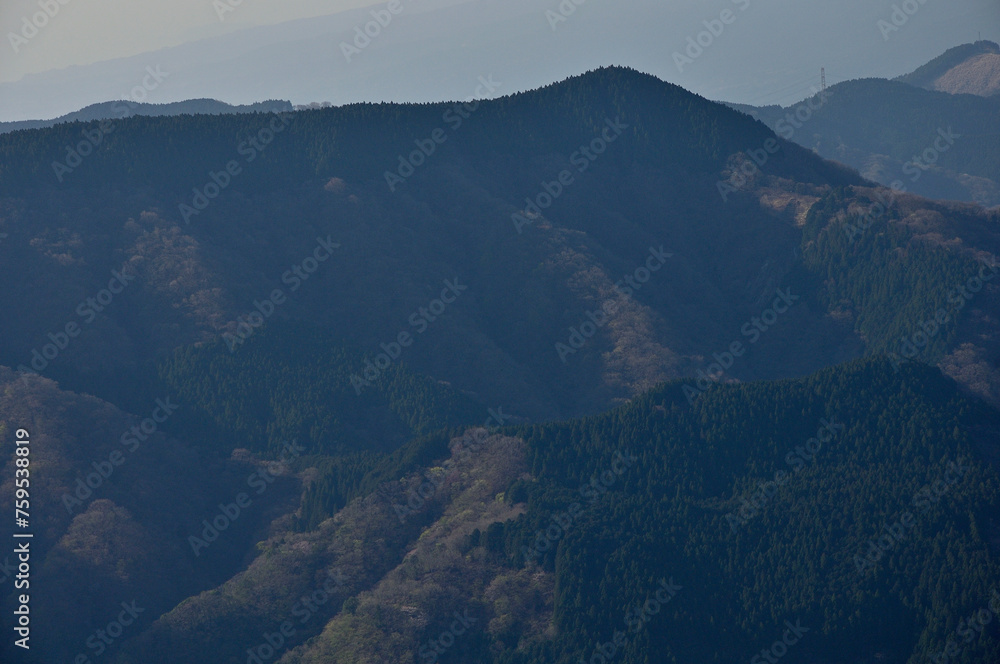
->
[12, 358, 994, 664]
[0, 368, 303, 664]
[0, 66, 870, 423]
[0, 67, 998, 426]
[731, 79, 1000, 207]
[2, 67, 1000, 664]
[155, 323, 488, 457]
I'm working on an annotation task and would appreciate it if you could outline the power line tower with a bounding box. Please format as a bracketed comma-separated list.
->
[821, 68, 827, 92]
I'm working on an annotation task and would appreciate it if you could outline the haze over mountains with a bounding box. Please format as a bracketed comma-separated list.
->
[731, 42, 1000, 208]
[0, 98, 293, 135]
[3, 5, 1000, 662]
[9, 39, 1000, 210]
[1, 0, 998, 122]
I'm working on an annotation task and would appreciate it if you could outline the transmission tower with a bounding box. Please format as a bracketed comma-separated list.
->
[821, 68, 827, 92]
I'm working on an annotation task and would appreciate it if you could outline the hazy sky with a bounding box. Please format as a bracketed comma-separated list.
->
[1, 0, 998, 121]
[0, 0, 388, 81]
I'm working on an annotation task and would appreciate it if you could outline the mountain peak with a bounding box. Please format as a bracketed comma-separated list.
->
[896, 40, 1000, 96]
[526, 65, 682, 97]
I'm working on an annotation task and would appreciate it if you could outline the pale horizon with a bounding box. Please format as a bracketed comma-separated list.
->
[1, 0, 998, 122]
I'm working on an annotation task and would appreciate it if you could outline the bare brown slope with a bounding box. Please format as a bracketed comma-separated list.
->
[932, 53, 1000, 96]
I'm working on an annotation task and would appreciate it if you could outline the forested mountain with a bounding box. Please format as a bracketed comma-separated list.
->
[4, 358, 999, 664]
[1, 66, 1000, 664]
[0, 66, 996, 423]
[730, 80, 1000, 208]
[729, 43, 1000, 208]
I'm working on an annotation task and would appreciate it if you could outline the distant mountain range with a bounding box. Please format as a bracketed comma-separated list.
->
[10, 40, 999, 211]
[2, 0, 996, 124]
[729, 42, 1000, 208]
[0, 98, 293, 135]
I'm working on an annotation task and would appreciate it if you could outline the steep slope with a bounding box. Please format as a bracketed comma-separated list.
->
[0, 369, 301, 663]
[797, 186, 1000, 406]
[0, 344, 488, 663]
[2, 67, 1000, 664]
[113, 428, 533, 664]
[47, 358, 1000, 664]
[897, 40, 1000, 97]
[0, 66, 867, 423]
[487, 359, 1000, 664]
[730, 79, 1000, 207]
[1, 67, 998, 419]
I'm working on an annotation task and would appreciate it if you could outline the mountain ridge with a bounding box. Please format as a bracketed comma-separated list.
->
[896, 40, 1000, 97]
[2, 64, 1000, 664]
[726, 75, 1000, 208]
[0, 65, 873, 423]
[0, 98, 294, 135]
